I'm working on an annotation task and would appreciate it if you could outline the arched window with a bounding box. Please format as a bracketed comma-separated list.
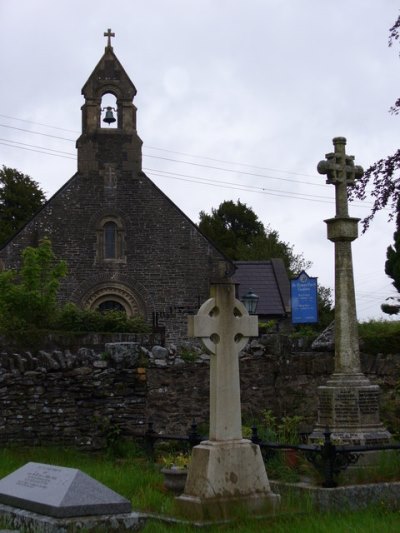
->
[82, 282, 144, 318]
[104, 221, 117, 259]
[98, 300, 126, 313]
[96, 216, 126, 263]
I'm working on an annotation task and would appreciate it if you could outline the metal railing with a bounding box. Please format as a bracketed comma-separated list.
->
[141, 421, 400, 488]
[250, 425, 400, 488]
[143, 420, 203, 460]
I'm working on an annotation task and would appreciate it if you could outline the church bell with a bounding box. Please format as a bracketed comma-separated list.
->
[102, 106, 116, 125]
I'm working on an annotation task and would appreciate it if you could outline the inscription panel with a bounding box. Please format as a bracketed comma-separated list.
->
[318, 390, 332, 423]
[359, 390, 379, 415]
[0, 462, 131, 518]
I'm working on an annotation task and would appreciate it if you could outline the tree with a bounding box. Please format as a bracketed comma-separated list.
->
[0, 238, 67, 338]
[351, 15, 400, 313]
[381, 198, 400, 315]
[0, 166, 46, 247]
[198, 200, 311, 275]
[317, 285, 335, 329]
[350, 16, 400, 231]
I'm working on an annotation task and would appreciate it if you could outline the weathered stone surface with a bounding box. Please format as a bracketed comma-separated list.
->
[312, 322, 335, 352]
[151, 346, 169, 360]
[270, 480, 400, 512]
[0, 462, 131, 518]
[0, 340, 397, 447]
[0, 503, 145, 533]
[312, 138, 389, 445]
[177, 440, 280, 520]
[105, 342, 140, 365]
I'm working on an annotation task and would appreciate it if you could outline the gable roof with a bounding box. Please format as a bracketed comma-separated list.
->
[232, 259, 291, 317]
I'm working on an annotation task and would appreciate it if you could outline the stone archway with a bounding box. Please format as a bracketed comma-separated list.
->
[81, 282, 145, 317]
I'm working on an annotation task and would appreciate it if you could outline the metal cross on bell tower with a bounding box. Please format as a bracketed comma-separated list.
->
[104, 28, 115, 48]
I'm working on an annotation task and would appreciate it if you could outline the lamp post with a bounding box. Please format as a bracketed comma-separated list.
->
[241, 289, 259, 315]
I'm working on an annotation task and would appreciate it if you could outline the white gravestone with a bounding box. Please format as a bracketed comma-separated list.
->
[177, 281, 279, 520]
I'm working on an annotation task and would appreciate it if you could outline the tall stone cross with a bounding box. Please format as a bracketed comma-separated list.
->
[317, 137, 363, 374]
[104, 28, 115, 48]
[188, 281, 258, 441]
[310, 137, 390, 446]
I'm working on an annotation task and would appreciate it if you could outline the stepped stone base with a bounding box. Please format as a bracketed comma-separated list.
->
[309, 373, 391, 445]
[176, 439, 280, 520]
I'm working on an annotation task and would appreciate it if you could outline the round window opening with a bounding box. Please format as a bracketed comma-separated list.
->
[98, 300, 126, 314]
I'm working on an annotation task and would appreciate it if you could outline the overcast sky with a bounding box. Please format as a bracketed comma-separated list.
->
[1, 0, 399, 321]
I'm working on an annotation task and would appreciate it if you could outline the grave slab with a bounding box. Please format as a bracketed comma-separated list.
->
[0, 462, 131, 518]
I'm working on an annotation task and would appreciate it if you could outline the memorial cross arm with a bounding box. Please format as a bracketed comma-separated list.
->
[188, 297, 258, 354]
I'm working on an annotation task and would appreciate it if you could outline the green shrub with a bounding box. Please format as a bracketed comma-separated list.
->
[51, 303, 151, 334]
[358, 320, 400, 354]
[178, 345, 198, 362]
[0, 238, 67, 344]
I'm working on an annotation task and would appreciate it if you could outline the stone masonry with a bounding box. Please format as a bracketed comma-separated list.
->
[0, 337, 398, 448]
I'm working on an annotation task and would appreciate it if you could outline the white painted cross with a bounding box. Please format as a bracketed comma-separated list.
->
[188, 282, 258, 441]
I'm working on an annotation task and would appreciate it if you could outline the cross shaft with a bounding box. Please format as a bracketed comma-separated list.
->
[188, 282, 258, 440]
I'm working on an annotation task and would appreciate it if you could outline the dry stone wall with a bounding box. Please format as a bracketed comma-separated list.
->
[0, 336, 398, 447]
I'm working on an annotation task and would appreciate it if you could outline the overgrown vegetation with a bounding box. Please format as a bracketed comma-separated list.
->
[358, 320, 400, 354]
[0, 239, 150, 347]
[52, 303, 150, 334]
[0, 238, 67, 344]
[0, 445, 399, 532]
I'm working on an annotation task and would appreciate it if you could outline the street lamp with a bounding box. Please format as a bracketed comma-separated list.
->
[241, 289, 259, 315]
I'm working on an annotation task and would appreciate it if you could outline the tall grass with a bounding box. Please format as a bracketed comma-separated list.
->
[0, 443, 175, 514]
[142, 506, 400, 533]
[0, 445, 400, 531]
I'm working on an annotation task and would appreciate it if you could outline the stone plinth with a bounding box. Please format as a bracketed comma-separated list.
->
[176, 439, 279, 520]
[309, 373, 391, 444]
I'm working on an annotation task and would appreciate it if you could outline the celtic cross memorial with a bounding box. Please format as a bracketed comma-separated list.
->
[177, 281, 279, 520]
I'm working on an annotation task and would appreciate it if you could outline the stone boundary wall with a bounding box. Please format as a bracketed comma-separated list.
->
[0, 337, 398, 447]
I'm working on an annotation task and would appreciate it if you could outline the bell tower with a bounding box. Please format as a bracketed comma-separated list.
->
[76, 29, 142, 175]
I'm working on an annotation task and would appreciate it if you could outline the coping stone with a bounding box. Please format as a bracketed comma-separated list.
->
[0, 462, 131, 518]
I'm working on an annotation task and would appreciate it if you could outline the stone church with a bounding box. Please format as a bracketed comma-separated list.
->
[0, 32, 234, 343]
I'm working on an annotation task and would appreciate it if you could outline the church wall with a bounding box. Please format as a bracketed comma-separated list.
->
[0, 168, 228, 344]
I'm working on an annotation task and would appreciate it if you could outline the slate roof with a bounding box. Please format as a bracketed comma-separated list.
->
[232, 259, 291, 317]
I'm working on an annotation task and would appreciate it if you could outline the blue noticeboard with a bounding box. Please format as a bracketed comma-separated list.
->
[291, 271, 318, 324]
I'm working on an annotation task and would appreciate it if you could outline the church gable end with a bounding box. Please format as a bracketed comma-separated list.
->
[0, 30, 232, 343]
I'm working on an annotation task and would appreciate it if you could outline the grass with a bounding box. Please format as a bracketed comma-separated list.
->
[0, 443, 176, 515]
[0, 444, 400, 531]
[142, 508, 400, 533]
[336, 450, 400, 486]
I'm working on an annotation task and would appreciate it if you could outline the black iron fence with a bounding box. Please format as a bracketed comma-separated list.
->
[143, 420, 203, 460]
[141, 421, 400, 488]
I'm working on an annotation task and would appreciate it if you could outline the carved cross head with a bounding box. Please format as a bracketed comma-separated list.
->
[317, 137, 363, 186]
[188, 295, 258, 355]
